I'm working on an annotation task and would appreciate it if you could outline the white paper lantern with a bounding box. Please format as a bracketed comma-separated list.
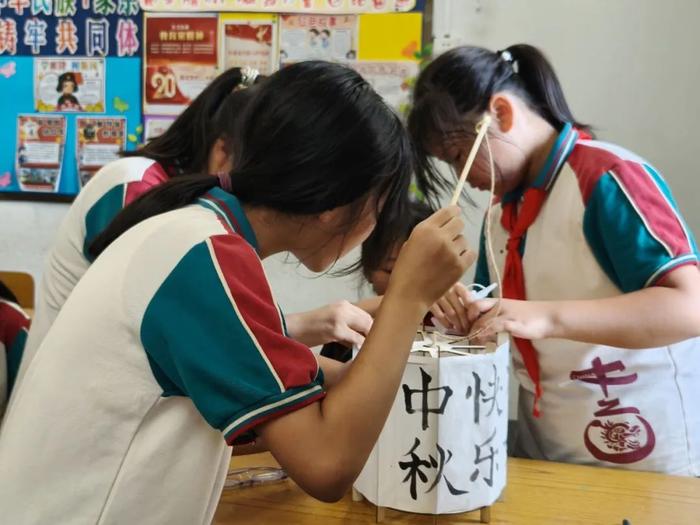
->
[354, 333, 509, 517]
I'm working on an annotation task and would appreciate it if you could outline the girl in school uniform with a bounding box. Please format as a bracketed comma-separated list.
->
[18, 66, 373, 393]
[0, 281, 30, 415]
[0, 61, 472, 523]
[321, 200, 435, 362]
[408, 44, 700, 476]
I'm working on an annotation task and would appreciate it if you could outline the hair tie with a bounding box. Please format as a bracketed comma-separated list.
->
[497, 49, 517, 73]
[215, 171, 232, 192]
[240, 67, 259, 88]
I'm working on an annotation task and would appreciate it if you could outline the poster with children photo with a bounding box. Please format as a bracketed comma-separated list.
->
[15, 114, 67, 193]
[76, 117, 126, 188]
[34, 58, 106, 113]
[279, 15, 357, 66]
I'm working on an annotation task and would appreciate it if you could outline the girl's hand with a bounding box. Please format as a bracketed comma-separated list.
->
[387, 207, 475, 312]
[430, 282, 472, 333]
[468, 298, 556, 344]
[286, 301, 373, 348]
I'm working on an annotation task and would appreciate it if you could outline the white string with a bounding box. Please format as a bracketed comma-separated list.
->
[445, 114, 503, 343]
[466, 130, 503, 342]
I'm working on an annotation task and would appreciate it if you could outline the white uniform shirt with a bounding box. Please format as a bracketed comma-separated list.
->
[475, 124, 700, 475]
[18, 157, 169, 388]
[0, 188, 324, 523]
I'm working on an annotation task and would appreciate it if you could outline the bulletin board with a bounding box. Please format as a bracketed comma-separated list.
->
[0, 0, 424, 200]
[0, 1, 143, 200]
[140, 1, 424, 149]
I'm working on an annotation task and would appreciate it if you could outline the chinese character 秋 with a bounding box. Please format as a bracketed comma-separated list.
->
[398, 438, 468, 501]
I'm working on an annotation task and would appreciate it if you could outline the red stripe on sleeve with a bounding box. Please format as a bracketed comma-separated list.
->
[569, 142, 692, 257]
[611, 162, 692, 257]
[0, 301, 30, 352]
[225, 391, 325, 445]
[568, 142, 612, 203]
[209, 234, 320, 390]
[124, 162, 170, 206]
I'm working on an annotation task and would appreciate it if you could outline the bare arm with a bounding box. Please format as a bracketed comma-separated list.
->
[256, 207, 473, 502]
[470, 265, 700, 348]
[285, 301, 373, 347]
[354, 296, 383, 316]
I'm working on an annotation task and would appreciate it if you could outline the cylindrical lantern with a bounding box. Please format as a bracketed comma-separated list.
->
[354, 334, 509, 515]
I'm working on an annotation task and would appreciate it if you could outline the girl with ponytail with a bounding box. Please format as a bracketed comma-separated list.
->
[17, 66, 377, 396]
[17, 68, 261, 389]
[0, 61, 473, 521]
[409, 44, 700, 476]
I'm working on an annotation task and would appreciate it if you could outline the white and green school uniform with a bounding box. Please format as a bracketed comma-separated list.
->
[17, 157, 169, 389]
[475, 124, 700, 475]
[0, 189, 325, 523]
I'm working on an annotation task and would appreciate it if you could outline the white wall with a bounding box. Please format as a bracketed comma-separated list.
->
[1, 200, 67, 279]
[433, 0, 700, 233]
[2, 0, 698, 315]
[0, 199, 365, 312]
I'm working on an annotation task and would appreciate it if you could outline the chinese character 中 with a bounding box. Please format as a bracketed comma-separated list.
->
[398, 438, 468, 501]
[8, 0, 30, 15]
[402, 367, 453, 431]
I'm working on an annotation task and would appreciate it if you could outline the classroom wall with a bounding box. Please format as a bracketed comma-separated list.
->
[0, 199, 364, 314]
[2, 0, 698, 317]
[433, 0, 700, 233]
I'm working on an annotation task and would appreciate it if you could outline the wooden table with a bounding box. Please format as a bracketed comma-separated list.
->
[214, 453, 700, 524]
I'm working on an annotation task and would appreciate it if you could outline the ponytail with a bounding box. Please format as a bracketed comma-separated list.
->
[91, 62, 413, 270]
[409, 44, 591, 204]
[88, 176, 218, 258]
[125, 67, 262, 176]
[503, 44, 590, 134]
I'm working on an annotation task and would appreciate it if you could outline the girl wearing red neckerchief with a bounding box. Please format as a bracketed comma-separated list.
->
[409, 44, 700, 476]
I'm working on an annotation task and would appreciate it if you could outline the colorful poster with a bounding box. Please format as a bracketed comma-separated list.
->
[143, 114, 176, 142]
[279, 15, 357, 65]
[348, 61, 418, 116]
[220, 14, 278, 75]
[15, 114, 67, 193]
[76, 116, 126, 187]
[34, 58, 106, 113]
[144, 14, 219, 115]
[138, 0, 415, 14]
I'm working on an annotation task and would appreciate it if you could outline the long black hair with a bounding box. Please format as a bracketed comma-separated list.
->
[90, 61, 413, 269]
[124, 67, 263, 176]
[0, 281, 18, 304]
[360, 199, 433, 281]
[409, 44, 591, 205]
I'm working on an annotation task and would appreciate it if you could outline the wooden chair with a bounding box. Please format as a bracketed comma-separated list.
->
[0, 271, 35, 310]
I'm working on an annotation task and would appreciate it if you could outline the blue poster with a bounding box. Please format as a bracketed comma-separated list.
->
[0, 0, 142, 198]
